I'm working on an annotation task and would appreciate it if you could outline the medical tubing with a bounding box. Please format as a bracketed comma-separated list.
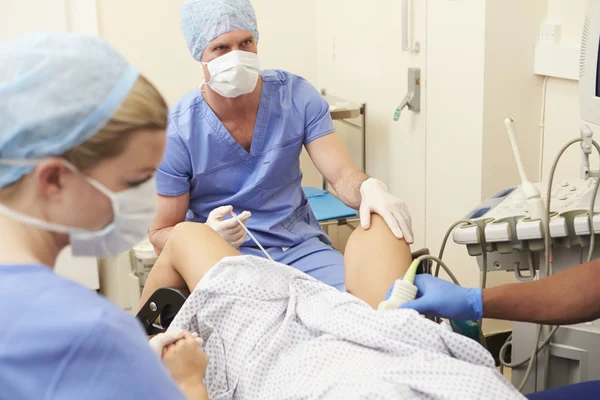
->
[513, 138, 580, 392]
[499, 327, 560, 369]
[435, 220, 488, 292]
[434, 220, 488, 347]
[586, 141, 600, 262]
[433, 139, 600, 390]
[505, 138, 600, 391]
[434, 220, 475, 278]
[414, 255, 461, 285]
[230, 211, 274, 261]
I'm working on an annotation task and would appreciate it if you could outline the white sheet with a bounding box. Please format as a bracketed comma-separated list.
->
[169, 255, 523, 399]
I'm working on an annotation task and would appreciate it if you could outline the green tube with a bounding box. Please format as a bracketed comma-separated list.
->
[403, 259, 421, 284]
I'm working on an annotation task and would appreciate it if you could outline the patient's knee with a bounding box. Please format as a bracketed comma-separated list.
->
[166, 221, 223, 253]
[366, 214, 395, 235]
[172, 221, 218, 239]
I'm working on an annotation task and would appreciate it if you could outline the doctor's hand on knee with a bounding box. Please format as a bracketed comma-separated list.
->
[359, 178, 414, 243]
[205, 206, 251, 249]
[396, 274, 483, 321]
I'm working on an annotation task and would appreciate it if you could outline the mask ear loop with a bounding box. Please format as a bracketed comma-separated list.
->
[0, 158, 117, 234]
[60, 160, 121, 231]
[199, 62, 210, 93]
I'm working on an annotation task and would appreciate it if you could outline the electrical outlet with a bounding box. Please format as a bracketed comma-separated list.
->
[539, 23, 562, 45]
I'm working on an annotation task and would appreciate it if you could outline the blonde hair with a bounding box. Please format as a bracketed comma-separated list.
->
[63, 75, 168, 171]
[0, 75, 167, 201]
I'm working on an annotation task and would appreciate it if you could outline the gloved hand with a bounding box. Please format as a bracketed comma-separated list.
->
[148, 328, 203, 358]
[205, 205, 251, 249]
[397, 274, 484, 321]
[149, 329, 186, 357]
[359, 178, 414, 243]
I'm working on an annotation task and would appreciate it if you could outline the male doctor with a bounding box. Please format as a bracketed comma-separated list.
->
[150, 0, 413, 290]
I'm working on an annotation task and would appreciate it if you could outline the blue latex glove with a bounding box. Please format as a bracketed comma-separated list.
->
[392, 275, 483, 321]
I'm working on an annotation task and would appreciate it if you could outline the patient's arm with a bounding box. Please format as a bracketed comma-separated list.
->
[344, 215, 413, 308]
[140, 222, 240, 308]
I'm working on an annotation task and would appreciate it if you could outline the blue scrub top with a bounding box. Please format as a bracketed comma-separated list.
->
[157, 70, 334, 249]
[0, 265, 185, 400]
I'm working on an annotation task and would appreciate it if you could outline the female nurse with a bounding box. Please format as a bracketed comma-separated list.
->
[0, 33, 207, 399]
[150, 0, 414, 292]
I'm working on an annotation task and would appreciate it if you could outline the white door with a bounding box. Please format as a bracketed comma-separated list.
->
[314, 0, 428, 249]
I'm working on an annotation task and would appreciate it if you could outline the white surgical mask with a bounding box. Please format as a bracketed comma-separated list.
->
[0, 160, 157, 258]
[201, 50, 261, 98]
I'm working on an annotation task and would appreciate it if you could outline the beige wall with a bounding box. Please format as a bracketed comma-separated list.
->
[481, 0, 547, 199]
[97, 0, 319, 106]
[315, 0, 427, 247]
[426, 0, 487, 288]
[541, 0, 600, 184]
[0, 0, 68, 39]
[96, 0, 198, 106]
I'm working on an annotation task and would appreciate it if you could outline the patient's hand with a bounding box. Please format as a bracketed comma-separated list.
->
[162, 331, 209, 399]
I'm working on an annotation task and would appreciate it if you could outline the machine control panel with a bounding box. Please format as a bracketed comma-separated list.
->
[453, 179, 599, 245]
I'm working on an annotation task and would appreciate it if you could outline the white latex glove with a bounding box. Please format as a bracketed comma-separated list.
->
[149, 329, 204, 358]
[149, 328, 186, 357]
[205, 205, 251, 249]
[359, 178, 414, 243]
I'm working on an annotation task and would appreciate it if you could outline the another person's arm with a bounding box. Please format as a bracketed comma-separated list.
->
[306, 134, 413, 243]
[153, 125, 194, 254]
[483, 260, 600, 325]
[150, 193, 190, 255]
[305, 134, 367, 209]
[401, 260, 600, 325]
[50, 311, 187, 399]
[300, 80, 412, 242]
[162, 332, 209, 400]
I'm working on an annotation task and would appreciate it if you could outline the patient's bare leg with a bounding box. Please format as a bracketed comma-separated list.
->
[344, 215, 413, 308]
[139, 222, 240, 308]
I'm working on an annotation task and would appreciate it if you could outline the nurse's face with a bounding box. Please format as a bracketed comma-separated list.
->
[49, 129, 166, 233]
[201, 30, 258, 80]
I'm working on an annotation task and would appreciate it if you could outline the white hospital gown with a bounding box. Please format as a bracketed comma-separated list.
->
[169, 256, 524, 400]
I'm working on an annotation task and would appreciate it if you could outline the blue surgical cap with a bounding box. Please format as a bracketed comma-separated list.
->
[181, 0, 260, 61]
[0, 32, 139, 188]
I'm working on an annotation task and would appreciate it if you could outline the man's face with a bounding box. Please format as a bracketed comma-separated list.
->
[201, 30, 257, 64]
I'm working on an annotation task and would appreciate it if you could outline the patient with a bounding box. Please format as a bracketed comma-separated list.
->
[141, 216, 522, 399]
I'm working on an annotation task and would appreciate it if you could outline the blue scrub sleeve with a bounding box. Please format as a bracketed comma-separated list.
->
[298, 78, 335, 145]
[48, 310, 185, 399]
[156, 123, 193, 197]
